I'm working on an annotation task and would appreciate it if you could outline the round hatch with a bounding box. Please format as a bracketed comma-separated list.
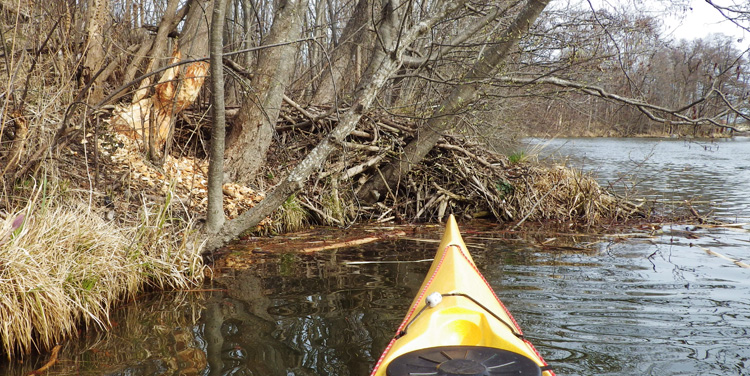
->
[385, 345, 541, 376]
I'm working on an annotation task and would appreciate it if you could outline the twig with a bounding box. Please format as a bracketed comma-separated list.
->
[512, 180, 563, 230]
[684, 200, 724, 225]
[299, 197, 342, 225]
[432, 182, 469, 201]
[414, 194, 439, 220]
[376, 167, 398, 202]
[341, 141, 381, 151]
[277, 95, 338, 130]
[437, 142, 494, 168]
[379, 117, 415, 133]
[341, 152, 388, 180]
[282, 94, 316, 120]
[374, 121, 402, 134]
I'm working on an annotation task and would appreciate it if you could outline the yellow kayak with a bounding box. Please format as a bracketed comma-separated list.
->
[370, 215, 554, 376]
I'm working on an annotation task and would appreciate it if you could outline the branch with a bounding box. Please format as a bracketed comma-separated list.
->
[401, 4, 506, 68]
[498, 75, 744, 131]
[98, 38, 317, 109]
[705, 0, 750, 35]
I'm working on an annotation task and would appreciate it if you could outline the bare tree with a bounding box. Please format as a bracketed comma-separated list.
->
[207, 0, 230, 233]
[358, 0, 551, 203]
[310, 0, 373, 105]
[82, 0, 110, 104]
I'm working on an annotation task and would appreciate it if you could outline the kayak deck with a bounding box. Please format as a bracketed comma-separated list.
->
[370, 215, 554, 376]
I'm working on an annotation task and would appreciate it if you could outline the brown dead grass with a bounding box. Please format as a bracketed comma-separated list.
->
[0, 183, 204, 359]
[505, 164, 641, 226]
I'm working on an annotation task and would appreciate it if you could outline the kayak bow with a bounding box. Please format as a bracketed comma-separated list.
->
[371, 215, 554, 376]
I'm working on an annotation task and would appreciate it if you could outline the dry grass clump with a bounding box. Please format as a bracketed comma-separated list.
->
[0, 184, 204, 359]
[504, 164, 638, 225]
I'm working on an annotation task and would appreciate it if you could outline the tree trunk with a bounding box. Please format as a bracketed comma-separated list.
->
[358, 0, 551, 204]
[122, 0, 186, 85]
[108, 0, 212, 160]
[179, 0, 214, 60]
[207, 0, 229, 233]
[203, 0, 468, 253]
[159, 0, 214, 159]
[224, 0, 308, 184]
[82, 0, 108, 104]
[310, 0, 373, 106]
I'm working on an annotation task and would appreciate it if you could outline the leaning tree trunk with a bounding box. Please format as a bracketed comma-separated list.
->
[203, 0, 468, 253]
[358, 0, 551, 204]
[223, 0, 308, 184]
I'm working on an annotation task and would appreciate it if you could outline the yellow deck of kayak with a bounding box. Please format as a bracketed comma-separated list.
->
[370, 215, 553, 376]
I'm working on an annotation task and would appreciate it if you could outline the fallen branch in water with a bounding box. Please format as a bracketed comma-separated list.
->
[695, 245, 750, 268]
[345, 259, 433, 265]
[302, 230, 406, 252]
[26, 344, 61, 375]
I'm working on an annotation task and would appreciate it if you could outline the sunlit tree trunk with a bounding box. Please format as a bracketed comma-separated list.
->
[109, 0, 212, 160]
[207, 0, 230, 233]
[82, 0, 109, 104]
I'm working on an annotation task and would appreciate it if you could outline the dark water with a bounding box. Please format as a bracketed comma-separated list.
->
[5, 137, 750, 376]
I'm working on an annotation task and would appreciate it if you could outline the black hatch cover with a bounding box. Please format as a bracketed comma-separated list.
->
[386, 345, 541, 376]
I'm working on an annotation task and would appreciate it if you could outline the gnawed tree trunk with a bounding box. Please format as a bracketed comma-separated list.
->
[203, 0, 468, 253]
[0, 110, 28, 176]
[357, 0, 551, 204]
[109, 48, 208, 153]
[224, 0, 308, 184]
[108, 0, 213, 158]
[310, 0, 373, 105]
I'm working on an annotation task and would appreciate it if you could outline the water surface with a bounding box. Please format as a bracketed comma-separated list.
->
[528, 136, 750, 220]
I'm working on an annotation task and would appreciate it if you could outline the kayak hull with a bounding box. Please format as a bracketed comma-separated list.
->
[370, 215, 554, 376]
